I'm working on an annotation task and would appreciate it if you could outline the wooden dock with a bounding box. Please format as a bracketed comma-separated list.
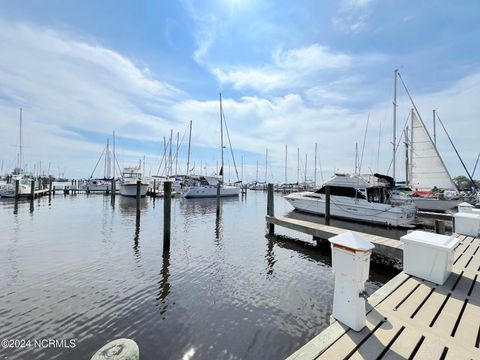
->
[266, 213, 404, 266]
[287, 234, 480, 359]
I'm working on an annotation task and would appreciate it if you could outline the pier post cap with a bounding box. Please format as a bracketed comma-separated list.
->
[329, 231, 374, 253]
[91, 338, 139, 360]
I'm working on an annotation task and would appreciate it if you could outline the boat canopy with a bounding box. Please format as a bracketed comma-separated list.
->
[202, 176, 221, 186]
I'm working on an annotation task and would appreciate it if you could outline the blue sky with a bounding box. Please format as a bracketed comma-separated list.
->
[0, 0, 479, 181]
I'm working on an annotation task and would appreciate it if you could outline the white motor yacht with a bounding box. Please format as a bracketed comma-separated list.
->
[119, 167, 148, 197]
[284, 173, 417, 228]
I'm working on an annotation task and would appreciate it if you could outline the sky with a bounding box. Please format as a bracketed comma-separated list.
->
[0, 0, 479, 182]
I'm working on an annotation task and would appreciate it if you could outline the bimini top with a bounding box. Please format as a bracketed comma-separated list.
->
[323, 174, 370, 189]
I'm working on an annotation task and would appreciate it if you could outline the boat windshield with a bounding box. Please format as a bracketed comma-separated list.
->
[315, 186, 366, 199]
[123, 172, 142, 179]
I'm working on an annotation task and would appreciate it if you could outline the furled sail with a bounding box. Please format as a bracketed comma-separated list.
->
[410, 111, 456, 190]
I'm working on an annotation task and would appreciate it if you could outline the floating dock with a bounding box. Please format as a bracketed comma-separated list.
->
[287, 234, 480, 359]
[266, 213, 404, 267]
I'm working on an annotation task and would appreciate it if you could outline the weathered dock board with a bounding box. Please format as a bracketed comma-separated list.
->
[266, 214, 403, 264]
[287, 234, 480, 360]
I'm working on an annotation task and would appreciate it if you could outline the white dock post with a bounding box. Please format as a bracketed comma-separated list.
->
[329, 231, 374, 331]
[91, 338, 139, 360]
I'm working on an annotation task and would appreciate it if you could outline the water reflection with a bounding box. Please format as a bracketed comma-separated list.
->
[118, 196, 148, 214]
[215, 206, 222, 242]
[179, 197, 239, 217]
[265, 235, 276, 278]
[156, 250, 171, 318]
[133, 215, 141, 260]
[29, 199, 34, 214]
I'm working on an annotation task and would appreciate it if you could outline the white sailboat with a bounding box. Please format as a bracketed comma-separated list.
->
[182, 93, 240, 199]
[284, 173, 417, 228]
[0, 109, 32, 198]
[84, 139, 113, 191]
[407, 111, 462, 211]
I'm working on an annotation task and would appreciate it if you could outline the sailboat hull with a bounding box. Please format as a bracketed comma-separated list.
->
[285, 192, 417, 228]
[183, 186, 240, 198]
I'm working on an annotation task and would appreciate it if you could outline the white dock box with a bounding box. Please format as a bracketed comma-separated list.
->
[457, 202, 474, 213]
[329, 232, 374, 331]
[400, 231, 458, 285]
[454, 212, 480, 237]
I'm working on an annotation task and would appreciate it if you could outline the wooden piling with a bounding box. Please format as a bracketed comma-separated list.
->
[136, 179, 141, 219]
[30, 180, 35, 199]
[49, 180, 52, 195]
[15, 179, 19, 199]
[153, 178, 157, 197]
[325, 185, 331, 225]
[163, 181, 172, 250]
[216, 183, 221, 215]
[111, 178, 116, 199]
[435, 219, 446, 234]
[267, 183, 274, 235]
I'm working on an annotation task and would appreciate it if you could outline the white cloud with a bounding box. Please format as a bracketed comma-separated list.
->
[332, 0, 376, 34]
[209, 44, 387, 93]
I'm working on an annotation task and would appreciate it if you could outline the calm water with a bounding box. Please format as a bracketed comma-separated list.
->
[0, 189, 397, 360]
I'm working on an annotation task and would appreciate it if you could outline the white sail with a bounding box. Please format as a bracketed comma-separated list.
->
[410, 111, 456, 190]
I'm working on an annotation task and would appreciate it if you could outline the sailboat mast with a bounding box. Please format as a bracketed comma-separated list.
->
[169, 129, 173, 177]
[187, 120, 192, 176]
[175, 131, 179, 176]
[433, 109, 436, 147]
[256, 160, 258, 183]
[285, 144, 288, 184]
[392, 69, 398, 182]
[112, 131, 116, 179]
[19, 108, 23, 171]
[219, 93, 224, 183]
[355, 142, 358, 175]
[297, 148, 300, 184]
[265, 148, 268, 183]
[314, 143, 317, 187]
[305, 153, 307, 183]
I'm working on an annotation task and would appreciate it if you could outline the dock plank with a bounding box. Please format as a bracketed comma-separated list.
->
[267, 215, 403, 263]
[381, 327, 424, 360]
[287, 233, 480, 360]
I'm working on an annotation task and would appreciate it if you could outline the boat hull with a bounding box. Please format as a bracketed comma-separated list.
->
[412, 197, 463, 212]
[284, 192, 416, 228]
[119, 183, 148, 197]
[0, 184, 30, 198]
[183, 186, 240, 198]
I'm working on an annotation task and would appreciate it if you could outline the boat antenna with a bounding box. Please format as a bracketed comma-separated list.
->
[435, 112, 477, 189]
